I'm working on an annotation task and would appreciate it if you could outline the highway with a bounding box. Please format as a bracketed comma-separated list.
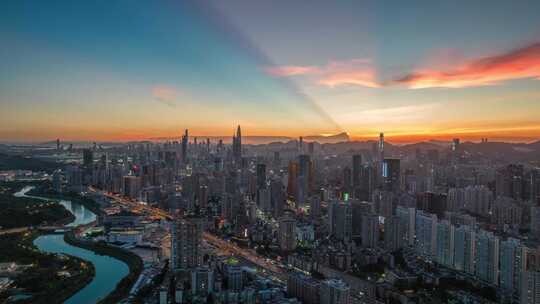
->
[88, 187, 172, 220]
[0, 227, 29, 235]
[89, 186, 287, 281]
[203, 232, 287, 281]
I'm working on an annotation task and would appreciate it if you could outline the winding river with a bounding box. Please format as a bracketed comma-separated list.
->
[15, 187, 129, 304]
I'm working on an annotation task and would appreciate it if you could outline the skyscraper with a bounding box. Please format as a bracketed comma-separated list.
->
[436, 220, 455, 268]
[382, 158, 400, 193]
[181, 129, 189, 164]
[287, 161, 298, 199]
[361, 213, 380, 248]
[191, 266, 214, 295]
[384, 215, 404, 251]
[496, 164, 524, 200]
[500, 238, 524, 298]
[396, 206, 416, 247]
[491, 196, 522, 227]
[531, 206, 540, 239]
[447, 188, 466, 212]
[418, 191, 447, 217]
[328, 201, 353, 242]
[378, 132, 384, 162]
[351, 200, 374, 237]
[528, 169, 540, 203]
[521, 268, 540, 304]
[123, 175, 141, 199]
[171, 215, 205, 271]
[453, 225, 476, 275]
[257, 187, 271, 212]
[358, 164, 375, 201]
[352, 154, 362, 189]
[287, 271, 320, 304]
[343, 167, 352, 194]
[464, 185, 493, 217]
[232, 125, 242, 163]
[475, 230, 500, 285]
[372, 189, 394, 218]
[415, 210, 438, 259]
[310, 196, 322, 219]
[320, 279, 351, 304]
[256, 163, 266, 189]
[270, 179, 285, 218]
[83, 148, 93, 168]
[298, 154, 313, 195]
[223, 260, 244, 291]
[279, 210, 296, 252]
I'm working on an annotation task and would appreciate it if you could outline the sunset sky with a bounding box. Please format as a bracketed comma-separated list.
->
[1, 0, 540, 143]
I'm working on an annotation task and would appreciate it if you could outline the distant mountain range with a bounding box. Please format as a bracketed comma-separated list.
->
[303, 132, 350, 143]
[3, 136, 539, 163]
[329, 140, 540, 162]
[31, 137, 540, 162]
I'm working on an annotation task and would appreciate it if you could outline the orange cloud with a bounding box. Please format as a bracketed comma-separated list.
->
[265, 65, 320, 76]
[266, 59, 379, 88]
[318, 70, 379, 88]
[395, 42, 540, 88]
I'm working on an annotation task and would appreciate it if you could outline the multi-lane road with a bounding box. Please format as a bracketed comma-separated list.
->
[202, 232, 287, 281]
[88, 187, 172, 220]
[89, 187, 287, 281]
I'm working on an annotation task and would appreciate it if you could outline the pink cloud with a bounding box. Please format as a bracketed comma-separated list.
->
[265, 65, 321, 76]
[395, 42, 540, 89]
[152, 85, 181, 107]
[317, 70, 380, 88]
[266, 58, 379, 88]
[266, 42, 540, 90]
[317, 59, 379, 88]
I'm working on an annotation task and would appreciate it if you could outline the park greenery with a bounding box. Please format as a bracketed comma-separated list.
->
[0, 183, 73, 229]
[28, 181, 104, 216]
[0, 175, 142, 303]
[0, 232, 94, 304]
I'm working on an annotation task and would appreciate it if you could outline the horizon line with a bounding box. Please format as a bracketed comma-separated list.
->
[1, 134, 539, 145]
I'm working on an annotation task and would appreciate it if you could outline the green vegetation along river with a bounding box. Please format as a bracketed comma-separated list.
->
[16, 186, 129, 304]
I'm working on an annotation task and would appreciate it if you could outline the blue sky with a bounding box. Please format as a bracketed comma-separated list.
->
[1, 0, 540, 142]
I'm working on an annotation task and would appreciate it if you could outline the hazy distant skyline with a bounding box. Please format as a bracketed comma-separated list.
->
[1, 0, 540, 143]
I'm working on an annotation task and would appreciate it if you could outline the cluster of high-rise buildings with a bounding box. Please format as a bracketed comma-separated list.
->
[47, 127, 540, 303]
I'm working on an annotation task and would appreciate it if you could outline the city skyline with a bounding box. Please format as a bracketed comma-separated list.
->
[4, 2, 540, 303]
[2, 0, 540, 143]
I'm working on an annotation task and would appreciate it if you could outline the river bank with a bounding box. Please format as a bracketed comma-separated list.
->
[11, 185, 141, 303]
[26, 183, 104, 217]
[35, 233, 130, 304]
[0, 183, 75, 230]
[0, 231, 95, 304]
[13, 185, 96, 228]
[64, 232, 143, 304]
